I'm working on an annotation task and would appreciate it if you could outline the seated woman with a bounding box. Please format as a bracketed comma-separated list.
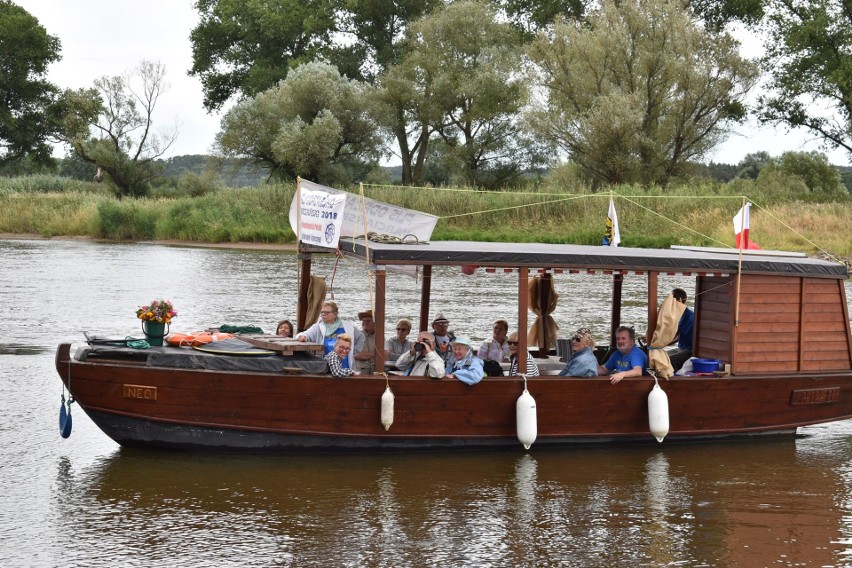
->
[276, 319, 294, 337]
[325, 334, 356, 377]
[444, 337, 485, 384]
[507, 332, 540, 376]
[558, 327, 599, 377]
[386, 318, 413, 360]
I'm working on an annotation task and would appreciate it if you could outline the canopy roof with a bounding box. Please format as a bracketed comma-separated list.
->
[330, 240, 847, 278]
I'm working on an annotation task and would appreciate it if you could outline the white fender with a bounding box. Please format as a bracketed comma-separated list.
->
[516, 387, 537, 449]
[648, 382, 669, 443]
[381, 385, 394, 431]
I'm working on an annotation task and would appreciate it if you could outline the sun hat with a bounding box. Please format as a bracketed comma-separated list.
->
[357, 309, 373, 320]
[432, 313, 449, 324]
[451, 336, 473, 349]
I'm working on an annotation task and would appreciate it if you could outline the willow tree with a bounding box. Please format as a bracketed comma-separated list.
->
[384, 0, 536, 188]
[215, 61, 382, 186]
[527, 0, 759, 186]
[758, 0, 852, 160]
[56, 61, 177, 197]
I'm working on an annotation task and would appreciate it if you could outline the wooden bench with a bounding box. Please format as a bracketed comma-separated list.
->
[239, 335, 324, 356]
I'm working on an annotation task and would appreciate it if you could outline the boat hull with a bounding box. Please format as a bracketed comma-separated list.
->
[56, 344, 852, 452]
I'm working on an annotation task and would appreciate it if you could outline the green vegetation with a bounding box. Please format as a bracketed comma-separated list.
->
[1, 176, 849, 263]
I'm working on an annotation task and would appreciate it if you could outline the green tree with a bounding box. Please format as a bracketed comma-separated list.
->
[769, 150, 845, 195]
[0, 1, 61, 170]
[189, 0, 341, 111]
[758, 0, 852, 159]
[395, 0, 537, 187]
[215, 61, 382, 186]
[56, 61, 178, 198]
[736, 151, 772, 180]
[527, 0, 759, 187]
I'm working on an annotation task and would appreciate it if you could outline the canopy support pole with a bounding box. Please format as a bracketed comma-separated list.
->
[610, 273, 623, 344]
[419, 265, 432, 332]
[518, 267, 529, 374]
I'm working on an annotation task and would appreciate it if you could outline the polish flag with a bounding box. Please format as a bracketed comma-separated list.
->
[733, 203, 761, 249]
[604, 197, 621, 247]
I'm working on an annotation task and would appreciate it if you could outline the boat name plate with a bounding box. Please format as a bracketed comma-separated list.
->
[790, 387, 839, 406]
[123, 384, 158, 401]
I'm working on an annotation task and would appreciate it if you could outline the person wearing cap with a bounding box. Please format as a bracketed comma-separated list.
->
[386, 318, 413, 360]
[296, 301, 364, 369]
[395, 331, 445, 379]
[431, 313, 456, 365]
[558, 327, 598, 377]
[444, 337, 484, 385]
[354, 309, 376, 373]
[507, 331, 539, 376]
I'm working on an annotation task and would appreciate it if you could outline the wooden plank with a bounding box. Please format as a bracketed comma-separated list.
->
[804, 293, 846, 304]
[737, 313, 800, 324]
[803, 321, 847, 332]
[735, 332, 798, 344]
[240, 335, 324, 356]
[738, 302, 800, 314]
[736, 349, 799, 361]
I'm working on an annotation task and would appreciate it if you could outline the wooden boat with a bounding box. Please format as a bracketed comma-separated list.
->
[55, 236, 852, 451]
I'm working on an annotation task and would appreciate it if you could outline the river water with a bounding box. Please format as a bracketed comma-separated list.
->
[2, 237, 852, 567]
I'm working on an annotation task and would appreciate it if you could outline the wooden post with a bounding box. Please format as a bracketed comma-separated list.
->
[518, 267, 529, 374]
[375, 267, 387, 373]
[647, 271, 658, 343]
[296, 252, 312, 332]
[610, 273, 623, 345]
[419, 265, 432, 332]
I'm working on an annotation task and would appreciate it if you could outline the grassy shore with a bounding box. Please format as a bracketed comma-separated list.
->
[0, 176, 849, 266]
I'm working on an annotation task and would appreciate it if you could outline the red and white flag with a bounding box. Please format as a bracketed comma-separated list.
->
[732, 202, 761, 249]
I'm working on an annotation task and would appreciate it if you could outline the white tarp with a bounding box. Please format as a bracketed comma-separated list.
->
[289, 180, 438, 248]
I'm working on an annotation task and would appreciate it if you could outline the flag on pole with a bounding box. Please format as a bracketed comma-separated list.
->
[732, 202, 761, 250]
[604, 197, 621, 247]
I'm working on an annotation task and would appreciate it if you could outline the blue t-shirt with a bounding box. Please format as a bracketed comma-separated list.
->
[677, 308, 695, 350]
[322, 325, 349, 368]
[604, 345, 648, 375]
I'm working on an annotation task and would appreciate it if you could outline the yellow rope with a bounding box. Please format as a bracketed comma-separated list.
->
[360, 183, 844, 262]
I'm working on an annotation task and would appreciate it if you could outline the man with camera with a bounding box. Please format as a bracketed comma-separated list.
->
[395, 331, 446, 379]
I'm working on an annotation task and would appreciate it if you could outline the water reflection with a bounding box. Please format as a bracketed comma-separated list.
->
[40, 438, 851, 566]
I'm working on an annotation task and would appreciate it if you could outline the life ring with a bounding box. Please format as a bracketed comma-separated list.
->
[166, 331, 234, 347]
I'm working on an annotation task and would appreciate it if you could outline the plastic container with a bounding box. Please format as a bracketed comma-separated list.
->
[692, 358, 721, 373]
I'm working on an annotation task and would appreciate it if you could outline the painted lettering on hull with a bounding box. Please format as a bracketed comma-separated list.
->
[123, 384, 158, 401]
[790, 387, 839, 406]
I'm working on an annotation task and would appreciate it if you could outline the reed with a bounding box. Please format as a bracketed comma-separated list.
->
[0, 178, 849, 260]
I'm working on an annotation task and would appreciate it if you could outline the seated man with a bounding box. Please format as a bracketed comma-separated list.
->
[598, 326, 647, 384]
[431, 313, 456, 366]
[325, 334, 356, 377]
[395, 331, 445, 379]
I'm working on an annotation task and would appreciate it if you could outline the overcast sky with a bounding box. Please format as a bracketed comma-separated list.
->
[16, 0, 850, 166]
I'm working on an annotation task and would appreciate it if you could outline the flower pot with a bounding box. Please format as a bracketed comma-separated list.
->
[142, 321, 169, 346]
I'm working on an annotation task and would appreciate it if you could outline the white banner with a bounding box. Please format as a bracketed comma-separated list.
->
[295, 186, 347, 248]
[290, 180, 438, 246]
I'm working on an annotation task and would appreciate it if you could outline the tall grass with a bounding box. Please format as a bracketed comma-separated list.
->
[0, 177, 849, 260]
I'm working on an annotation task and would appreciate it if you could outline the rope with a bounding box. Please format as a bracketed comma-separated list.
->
[355, 232, 428, 244]
[125, 337, 150, 349]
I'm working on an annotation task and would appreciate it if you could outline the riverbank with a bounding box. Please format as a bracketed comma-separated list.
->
[0, 233, 300, 252]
